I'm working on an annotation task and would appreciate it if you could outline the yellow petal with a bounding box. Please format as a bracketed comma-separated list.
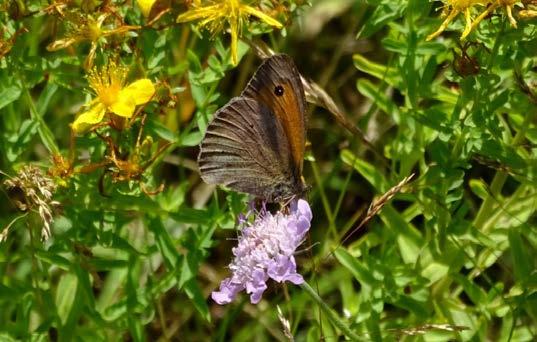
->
[426, 9, 460, 41]
[103, 25, 141, 37]
[123, 79, 155, 105]
[72, 103, 106, 132]
[110, 94, 136, 118]
[230, 19, 239, 65]
[460, 8, 472, 40]
[519, 9, 537, 19]
[137, 0, 156, 17]
[505, 5, 517, 28]
[176, 5, 221, 23]
[241, 5, 283, 28]
[46, 37, 79, 51]
[83, 42, 98, 70]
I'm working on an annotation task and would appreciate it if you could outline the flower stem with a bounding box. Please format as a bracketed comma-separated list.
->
[300, 281, 361, 341]
[310, 161, 337, 238]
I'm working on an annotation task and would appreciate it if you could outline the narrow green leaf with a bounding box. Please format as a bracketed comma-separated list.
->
[145, 118, 177, 142]
[508, 229, 532, 285]
[0, 85, 21, 111]
[334, 247, 376, 291]
[56, 273, 78, 325]
[353, 54, 399, 86]
[379, 206, 423, 264]
[357, 78, 400, 121]
[469, 179, 489, 200]
[35, 250, 71, 270]
[147, 217, 180, 270]
[22, 82, 59, 154]
[36, 82, 58, 116]
[179, 131, 203, 147]
[341, 149, 388, 192]
[183, 279, 210, 322]
[421, 262, 449, 284]
[454, 274, 487, 305]
[169, 208, 213, 224]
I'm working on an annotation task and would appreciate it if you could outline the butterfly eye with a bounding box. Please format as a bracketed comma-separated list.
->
[274, 85, 284, 96]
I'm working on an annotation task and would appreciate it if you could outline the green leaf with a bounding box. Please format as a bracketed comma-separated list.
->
[187, 49, 203, 74]
[169, 208, 213, 224]
[357, 2, 405, 38]
[147, 217, 180, 270]
[179, 131, 203, 147]
[55, 273, 78, 326]
[145, 118, 177, 142]
[353, 54, 399, 86]
[454, 274, 487, 305]
[334, 247, 376, 294]
[469, 179, 489, 200]
[22, 82, 59, 154]
[421, 262, 449, 284]
[379, 206, 423, 264]
[36, 82, 58, 116]
[341, 149, 388, 192]
[0, 85, 21, 111]
[357, 78, 400, 121]
[508, 229, 532, 285]
[183, 279, 210, 322]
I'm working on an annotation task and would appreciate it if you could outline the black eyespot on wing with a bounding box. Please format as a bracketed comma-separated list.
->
[274, 85, 284, 96]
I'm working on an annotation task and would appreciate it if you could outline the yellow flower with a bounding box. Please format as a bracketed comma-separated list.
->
[176, 0, 283, 65]
[519, 9, 537, 19]
[427, 0, 522, 41]
[72, 63, 155, 133]
[427, 0, 488, 41]
[472, 0, 519, 29]
[137, 0, 157, 17]
[47, 13, 140, 69]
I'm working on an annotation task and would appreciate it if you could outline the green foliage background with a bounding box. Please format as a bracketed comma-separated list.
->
[1, 0, 536, 340]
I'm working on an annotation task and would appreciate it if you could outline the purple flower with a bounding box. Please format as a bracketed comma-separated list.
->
[211, 199, 312, 305]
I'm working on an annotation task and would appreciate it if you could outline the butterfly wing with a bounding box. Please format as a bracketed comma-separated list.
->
[241, 54, 307, 178]
[198, 97, 301, 201]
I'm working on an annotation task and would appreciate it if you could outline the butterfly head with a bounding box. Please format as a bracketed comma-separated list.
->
[267, 174, 308, 203]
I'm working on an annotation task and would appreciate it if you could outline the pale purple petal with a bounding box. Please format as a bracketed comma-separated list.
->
[246, 269, 268, 304]
[297, 199, 312, 221]
[296, 216, 310, 237]
[211, 278, 243, 304]
[267, 255, 301, 283]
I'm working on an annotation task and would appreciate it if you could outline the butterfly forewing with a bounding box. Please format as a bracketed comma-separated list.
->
[241, 54, 307, 177]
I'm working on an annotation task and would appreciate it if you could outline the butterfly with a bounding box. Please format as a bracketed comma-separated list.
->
[197, 54, 307, 202]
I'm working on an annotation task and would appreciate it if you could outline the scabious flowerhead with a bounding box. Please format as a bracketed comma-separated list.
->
[212, 199, 312, 305]
[72, 62, 155, 132]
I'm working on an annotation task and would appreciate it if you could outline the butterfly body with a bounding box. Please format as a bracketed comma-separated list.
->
[198, 54, 307, 202]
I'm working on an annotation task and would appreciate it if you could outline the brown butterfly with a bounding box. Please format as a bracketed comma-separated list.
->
[197, 54, 307, 202]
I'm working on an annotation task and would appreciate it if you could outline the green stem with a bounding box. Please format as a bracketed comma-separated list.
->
[301, 281, 361, 341]
[310, 161, 337, 238]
